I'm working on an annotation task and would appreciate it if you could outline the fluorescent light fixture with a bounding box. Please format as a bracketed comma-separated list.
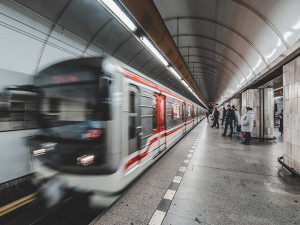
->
[188, 86, 193, 92]
[283, 31, 293, 41]
[169, 67, 182, 80]
[292, 20, 300, 30]
[237, 85, 241, 88]
[101, 0, 137, 31]
[181, 80, 189, 88]
[140, 36, 168, 66]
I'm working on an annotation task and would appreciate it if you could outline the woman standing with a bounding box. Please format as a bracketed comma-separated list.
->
[241, 107, 254, 145]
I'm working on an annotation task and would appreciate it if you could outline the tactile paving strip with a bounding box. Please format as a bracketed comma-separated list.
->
[148, 125, 205, 225]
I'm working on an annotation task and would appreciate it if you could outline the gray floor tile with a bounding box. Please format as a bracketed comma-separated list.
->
[168, 197, 206, 222]
[162, 213, 202, 225]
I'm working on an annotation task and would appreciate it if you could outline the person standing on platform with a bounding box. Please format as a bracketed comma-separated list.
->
[278, 109, 283, 136]
[241, 107, 254, 145]
[206, 111, 210, 122]
[221, 107, 226, 125]
[232, 105, 240, 134]
[222, 105, 234, 137]
[210, 107, 220, 128]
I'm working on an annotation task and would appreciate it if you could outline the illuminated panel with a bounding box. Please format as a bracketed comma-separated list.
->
[86, 129, 103, 138]
[51, 76, 79, 84]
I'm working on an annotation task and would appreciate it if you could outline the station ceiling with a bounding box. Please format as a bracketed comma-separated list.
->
[13, 0, 300, 105]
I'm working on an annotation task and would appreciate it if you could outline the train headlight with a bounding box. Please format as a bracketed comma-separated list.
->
[77, 154, 95, 166]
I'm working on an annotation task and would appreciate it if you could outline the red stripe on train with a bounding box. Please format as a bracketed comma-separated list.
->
[125, 118, 202, 170]
[124, 137, 158, 171]
[125, 71, 194, 105]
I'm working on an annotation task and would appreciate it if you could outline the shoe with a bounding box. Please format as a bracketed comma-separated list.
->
[221, 133, 226, 136]
[210, 126, 213, 128]
[241, 141, 245, 144]
[228, 135, 232, 137]
[245, 143, 250, 145]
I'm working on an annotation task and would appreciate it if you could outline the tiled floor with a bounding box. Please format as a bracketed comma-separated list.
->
[163, 122, 300, 225]
[94, 121, 300, 225]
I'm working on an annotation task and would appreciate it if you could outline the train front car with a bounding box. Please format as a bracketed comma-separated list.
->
[29, 57, 124, 207]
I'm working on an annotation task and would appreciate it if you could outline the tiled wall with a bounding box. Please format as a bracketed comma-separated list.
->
[283, 56, 300, 173]
[230, 98, 241, 112]
[264, 88, 274, 139]
[241, 88, 274, 138]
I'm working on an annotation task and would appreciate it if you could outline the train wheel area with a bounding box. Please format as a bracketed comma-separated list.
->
[94, 120, 300, 225]
[0, 187, 101, 225]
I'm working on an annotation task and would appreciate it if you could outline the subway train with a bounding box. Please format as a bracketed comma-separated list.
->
[9, 57, 206, 207]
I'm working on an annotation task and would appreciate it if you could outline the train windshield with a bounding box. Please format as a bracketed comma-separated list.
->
[35, 66, 111, 140]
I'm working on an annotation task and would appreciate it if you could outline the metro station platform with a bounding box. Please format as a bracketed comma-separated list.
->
[93, 120, 300, 225]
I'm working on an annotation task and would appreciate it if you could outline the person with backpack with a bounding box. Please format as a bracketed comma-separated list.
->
[210, 107, 220, 128]
[222, 104, 234, 137]
[232, 105, 241, 134]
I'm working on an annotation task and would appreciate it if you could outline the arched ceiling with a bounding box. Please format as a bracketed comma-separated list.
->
[8, 0, 300, 105]
[10, 0, 205, 106]
[153, 0, 300, 103]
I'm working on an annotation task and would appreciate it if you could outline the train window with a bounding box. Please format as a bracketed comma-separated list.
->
[129, 90, 136, 139]
[172, 102, 180, 119]
[152, 97, 157, 132]
[129, 91, 135, 113]
[188, 105, 191, 117]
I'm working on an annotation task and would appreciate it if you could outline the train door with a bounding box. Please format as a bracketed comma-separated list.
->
[182, 102, 186, 133]
[154, 93, 166, 152]
[128, 85, 141, 156]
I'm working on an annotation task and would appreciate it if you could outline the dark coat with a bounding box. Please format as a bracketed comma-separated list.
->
[278, 113, 283, 132]
[213, 109, 219, 119]
[225, 109, 234, 121]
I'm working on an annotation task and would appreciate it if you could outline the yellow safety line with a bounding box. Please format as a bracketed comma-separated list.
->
[0, 193, 36, 216]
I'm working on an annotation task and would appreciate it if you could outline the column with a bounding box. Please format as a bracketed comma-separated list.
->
[283, 56, 300, 173]
[241, 88, 274, 139]
[230, 98, 241, 112]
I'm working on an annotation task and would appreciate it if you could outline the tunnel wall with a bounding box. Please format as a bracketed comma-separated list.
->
[283, 56, 300, 173]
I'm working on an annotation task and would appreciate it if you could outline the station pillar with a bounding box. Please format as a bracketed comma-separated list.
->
[230, 98, 241, 112]
[241, 88, 274, 139]
[282, 56, 300, 173]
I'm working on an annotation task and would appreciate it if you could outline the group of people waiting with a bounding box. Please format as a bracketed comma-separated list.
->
[209, 105, 254, 145]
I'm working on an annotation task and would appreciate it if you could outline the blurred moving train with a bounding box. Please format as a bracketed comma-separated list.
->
[3, 57, 206, 207]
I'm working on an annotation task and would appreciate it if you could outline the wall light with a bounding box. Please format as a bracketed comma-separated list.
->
[101, 0, 137, 31]
[169, 67, 182, 80]
[140, 36, 168, 66]
[181, 80, 189, 88]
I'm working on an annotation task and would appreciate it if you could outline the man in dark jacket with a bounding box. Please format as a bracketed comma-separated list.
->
[222, 104, 234, 137]
[211, 107, 220, 128]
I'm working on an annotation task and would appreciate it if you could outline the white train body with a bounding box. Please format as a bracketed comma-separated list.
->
[29, 57, 206, 206]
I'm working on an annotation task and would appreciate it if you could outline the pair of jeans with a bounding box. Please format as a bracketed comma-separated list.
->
[223, 119, 233, 136]
[245, 132, 251, 144]
[232, 120, 237, 133]
[212, 118, 219, 128]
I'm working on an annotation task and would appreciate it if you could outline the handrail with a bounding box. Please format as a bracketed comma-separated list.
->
[278, 156, 300, 178]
